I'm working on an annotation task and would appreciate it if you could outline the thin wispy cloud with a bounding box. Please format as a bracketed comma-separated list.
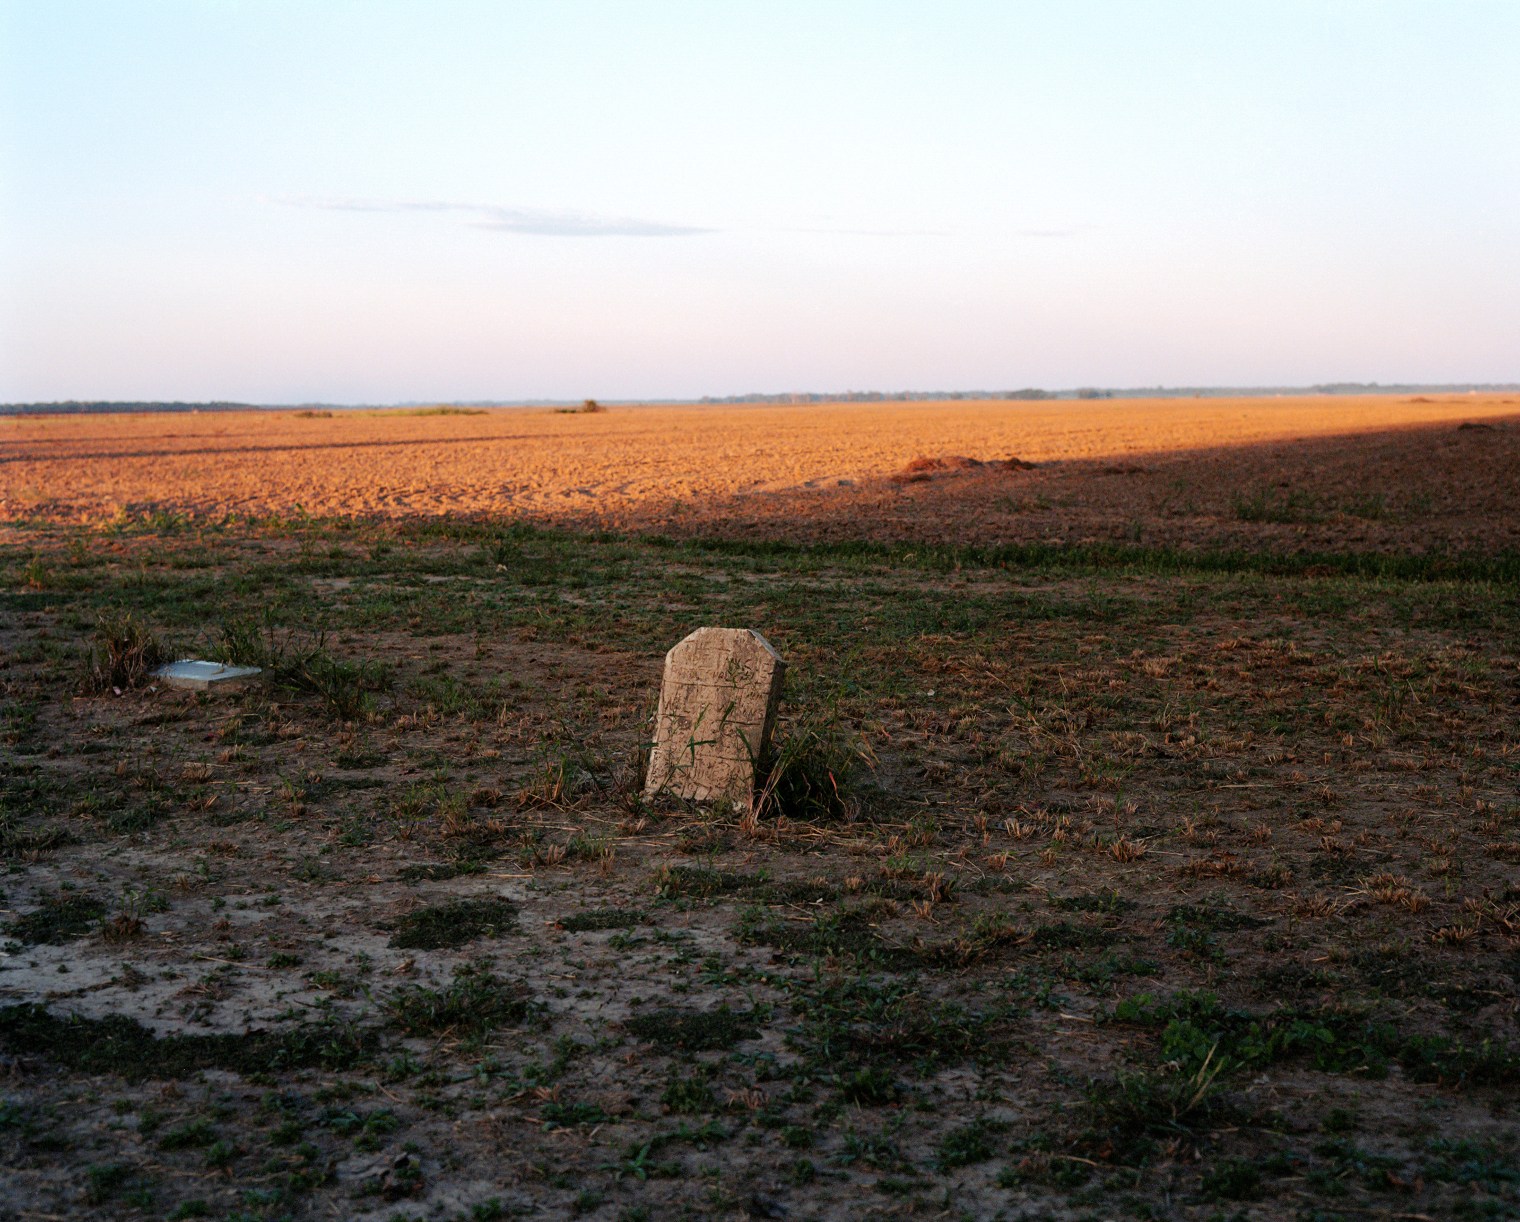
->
[780, 223, 950, 237]
[278, 196, 715, 237]
[471, 208, 712, 237]
[778, 223, 1092, 239]
[276, 198, 1088, 242]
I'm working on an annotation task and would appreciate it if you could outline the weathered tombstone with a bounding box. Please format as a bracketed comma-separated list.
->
[644, 628, 785, 804]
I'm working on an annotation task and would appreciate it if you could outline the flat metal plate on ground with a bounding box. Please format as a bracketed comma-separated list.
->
[154, 660, 263, 691]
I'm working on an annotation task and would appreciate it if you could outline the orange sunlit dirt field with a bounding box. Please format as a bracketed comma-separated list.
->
[4, 394, 1518, 551]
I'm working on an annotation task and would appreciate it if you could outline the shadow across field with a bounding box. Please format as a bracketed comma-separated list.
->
[5, 394, 1518, 535]
[616, 411, 1520, 559]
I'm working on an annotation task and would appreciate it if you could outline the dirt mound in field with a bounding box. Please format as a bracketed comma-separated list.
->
[893, 454, 1036, 483]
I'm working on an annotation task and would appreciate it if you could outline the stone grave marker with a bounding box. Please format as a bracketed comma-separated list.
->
[644, 627, 785, 804]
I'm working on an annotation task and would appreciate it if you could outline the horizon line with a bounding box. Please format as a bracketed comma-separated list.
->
[5, 381, 1520, 414]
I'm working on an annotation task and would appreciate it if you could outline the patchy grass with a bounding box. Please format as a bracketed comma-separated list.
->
[559, 907, 644, 931]
[786, 975, 1013, 1078]
[219, 619, 389, 719]
[754, 715, 874, 822]
[82, 610, 166, 693]
[388, 897, 518, 950]
[0, 1005, 377, 1080]
[387, 966, 536, 1037]
[624, 1006, 759, 1051]
[7, 893, 105, 944]
[1232, 486, 1323, 524]
[1, 510, 1517, 1218]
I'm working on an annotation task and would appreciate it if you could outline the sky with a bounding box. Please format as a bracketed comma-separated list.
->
[2, 0, 1517, 404]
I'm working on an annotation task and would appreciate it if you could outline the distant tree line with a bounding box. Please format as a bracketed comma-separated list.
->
[697, 382, 1518, 405]
[697, 389, 1058, 404]
[7, 383, 1516, 417]
[0, 401, 256, 416]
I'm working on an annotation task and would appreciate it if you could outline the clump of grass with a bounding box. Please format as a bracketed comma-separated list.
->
[1201, 1156, 1265, 1200]
[282, 650, 386, 720]
[158, 1117, 218, 1150]
[102, 903, 146, 943]
[661, 1072, 716, 1114]
[335, 747, 386, 769]
[515, 754, 599, 810]
[625, 1006, 759, 1051]
[1342, 491, 1388, 520]
[1053, 890, 1137, 914]
[737, 908, 922, 968]
[389, 780, 453, 822]
[8, 893, 105, 945]
[1030, 921, 1111, 951]
[1231, 487, 1322, 524]
[837, 1067, 899, 1105]
[83, 1161, 153, 1207]
[83, 611, 166, 693]
[388, 966, 534, 1037]
[787, 975, 1011, 1078]
[936, 1116, 1007, 1170]
[753, 716, 873, 822]
[0, 1004, 376, 1080]
[1164, 903, 1269, 932]
[219, 619, 388, 720]
[388, 897, 518, 950]
[540, 1100, 610, 1128]
[654, 865, 754, 900]
[1080, 1052, 1230, 1158]
[560, 907, 643, 932]
[396, 860, 484, 883]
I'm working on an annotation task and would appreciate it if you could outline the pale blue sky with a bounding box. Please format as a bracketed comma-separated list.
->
[2, 0, 1516, 403]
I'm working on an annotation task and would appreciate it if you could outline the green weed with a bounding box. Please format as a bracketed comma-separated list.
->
[786, 975, 1012, 1080]
[560, 907, 643, 932]
[625, 1006, 759, 1051]
[388, 966, 535, 1037]
[1080, 1051, 1230, 1158]
[219, 619, 388, 719]
[1200, 1156, 1264, 1200]
[7, 893, 104, 944]
[661, 1073, 717, 1114]
[388, 898, 518, 950]
[936, 1116, 1007, 1170]
[0, 1005, 376, 1080]
[754, 715, 874, 822]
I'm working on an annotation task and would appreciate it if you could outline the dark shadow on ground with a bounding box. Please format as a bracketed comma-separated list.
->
[574, 412, 1520, 557]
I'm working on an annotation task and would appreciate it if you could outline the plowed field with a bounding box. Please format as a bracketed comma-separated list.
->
[6, 394, 1518, 552]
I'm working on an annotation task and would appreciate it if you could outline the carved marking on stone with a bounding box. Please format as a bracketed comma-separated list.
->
[644, 627, 785, 804]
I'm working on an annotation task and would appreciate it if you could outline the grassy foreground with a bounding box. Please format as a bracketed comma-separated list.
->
[2, 515, 1519, 1220]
